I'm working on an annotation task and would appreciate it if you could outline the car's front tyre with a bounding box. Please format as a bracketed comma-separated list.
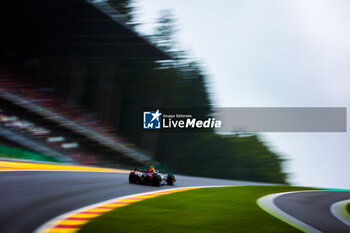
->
[167, 174, 176, 185]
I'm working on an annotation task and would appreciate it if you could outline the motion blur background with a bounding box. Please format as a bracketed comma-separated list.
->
[133, 0, 350, 188]
[0, 0, 348, 188]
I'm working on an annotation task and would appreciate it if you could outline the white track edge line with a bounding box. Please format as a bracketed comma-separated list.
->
[330, 199, 350, 227]
[257, 191, 323, 233]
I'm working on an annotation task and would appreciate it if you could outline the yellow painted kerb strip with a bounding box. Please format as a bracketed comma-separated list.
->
[35, 187, 200, 233]
[0, 161, 129, 173]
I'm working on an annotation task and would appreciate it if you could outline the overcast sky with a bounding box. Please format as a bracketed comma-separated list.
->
[132, 0, 350, 188]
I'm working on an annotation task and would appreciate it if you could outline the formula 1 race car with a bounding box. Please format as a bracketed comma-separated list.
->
[129, 167, 176, 187]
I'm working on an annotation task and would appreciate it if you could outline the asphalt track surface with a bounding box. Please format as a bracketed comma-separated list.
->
[0, 170, 263, 233]
[274, 191, 350, 233]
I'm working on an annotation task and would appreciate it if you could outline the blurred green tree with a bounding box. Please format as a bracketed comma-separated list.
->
[108, 7, 288, 184]
[108, 0, 134, 23]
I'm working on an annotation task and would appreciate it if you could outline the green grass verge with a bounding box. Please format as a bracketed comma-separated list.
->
[0, 145, 63, 163]
[346, 203, 350, 215]
[79, 185, 316, 233]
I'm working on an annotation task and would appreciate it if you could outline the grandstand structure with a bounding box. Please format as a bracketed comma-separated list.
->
[0, 0, 169, 167]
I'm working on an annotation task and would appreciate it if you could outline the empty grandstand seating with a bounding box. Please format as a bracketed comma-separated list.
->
[0, 74, 152, 166]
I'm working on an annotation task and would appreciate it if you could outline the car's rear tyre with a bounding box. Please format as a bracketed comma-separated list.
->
[152, 174, 162, 187]
[129, 172, 136, 183]
[167, 174, 176, 185]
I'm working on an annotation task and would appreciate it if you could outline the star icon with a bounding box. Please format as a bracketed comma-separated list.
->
[151, 109, 162, 122]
